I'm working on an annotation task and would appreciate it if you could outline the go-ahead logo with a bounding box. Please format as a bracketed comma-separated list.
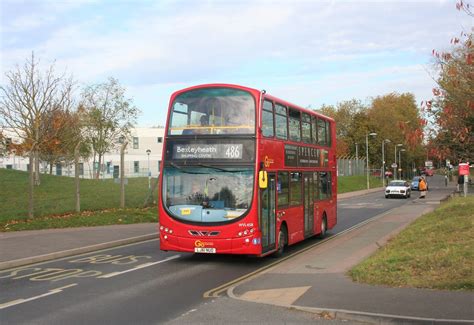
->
[194, 240, 214, 248]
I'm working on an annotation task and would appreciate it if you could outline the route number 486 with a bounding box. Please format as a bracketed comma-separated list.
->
[225, 145, 240, 158]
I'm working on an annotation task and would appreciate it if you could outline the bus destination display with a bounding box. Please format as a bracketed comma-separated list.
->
[172, 144, 243, 159]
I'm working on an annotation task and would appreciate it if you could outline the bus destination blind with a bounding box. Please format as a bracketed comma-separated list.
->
[172, 144, 243, 159]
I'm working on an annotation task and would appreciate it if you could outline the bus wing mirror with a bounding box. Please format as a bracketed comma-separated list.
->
[259, 171, 268, 189]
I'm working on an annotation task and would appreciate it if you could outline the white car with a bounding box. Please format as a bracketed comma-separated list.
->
[385, 180, 411, 199]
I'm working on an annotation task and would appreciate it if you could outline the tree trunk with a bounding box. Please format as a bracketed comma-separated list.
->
[28, 153, 35, 219]
[96, 153, 103, 179]
[120, 141, 128, 208]
[34, 150, 41, 186]
[49, 162, 53, 175]
[74, 143, 81, 213]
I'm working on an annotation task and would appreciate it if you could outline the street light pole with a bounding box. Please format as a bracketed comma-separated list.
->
[355, 143, 358, 174]
[366, 132, 377, 189]
[399, 149, 406, 179]
[146, 149, 151, 189]
[394, 143, 403, 179]
[382, 139, 391, 187]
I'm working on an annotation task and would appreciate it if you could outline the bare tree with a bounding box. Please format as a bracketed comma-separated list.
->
[81, 77, 139, 179]
[0, 53, 74, 218]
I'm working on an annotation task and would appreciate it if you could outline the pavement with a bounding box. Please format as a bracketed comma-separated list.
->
[1, 179, 473, 324]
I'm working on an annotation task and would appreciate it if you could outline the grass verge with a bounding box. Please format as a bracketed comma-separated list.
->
[349, 196, 474, 291]
[1, 207, 158, 232]
[0, 169, 157, 223]
[338, 175, 383, 193]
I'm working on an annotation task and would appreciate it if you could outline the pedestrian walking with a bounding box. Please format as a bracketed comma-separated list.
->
[457, 175, 464, 192]
[419, 176, 427, 199]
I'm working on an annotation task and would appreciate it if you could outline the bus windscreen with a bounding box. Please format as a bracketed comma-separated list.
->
[168, 87, 255, 135]
[162, 166, 254, 223]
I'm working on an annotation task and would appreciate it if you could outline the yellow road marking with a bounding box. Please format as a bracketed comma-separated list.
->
[240, 286, 311, 305]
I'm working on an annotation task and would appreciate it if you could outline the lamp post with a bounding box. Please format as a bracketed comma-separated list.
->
[366, 132, 377, 189]
[12, 149, 16, 170]
[394, 144, 403, 179]
[355, 143, 359, 173]
[146, 149, 151, 189]
[399, 149, 406, 179]
[382, 139, 391, 187]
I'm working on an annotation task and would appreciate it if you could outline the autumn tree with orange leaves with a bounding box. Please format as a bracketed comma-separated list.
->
[424, 1, 474, 163]
[38, 109, 90, 174]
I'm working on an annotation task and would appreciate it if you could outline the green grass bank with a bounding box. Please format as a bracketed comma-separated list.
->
[0, 169, 157, 224]
[338, 175, 383, 193]
[349, 196, 474, 291]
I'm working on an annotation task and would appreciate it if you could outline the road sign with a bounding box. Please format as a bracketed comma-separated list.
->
[459, 163, 470, 176]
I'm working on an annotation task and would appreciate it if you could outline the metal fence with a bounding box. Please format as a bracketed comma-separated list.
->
[337, 157, 366, 176]
[0, 159, 162, 179]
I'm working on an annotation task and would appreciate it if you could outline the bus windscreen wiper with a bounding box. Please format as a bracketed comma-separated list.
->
[170, 162, 182, 170]
[197, 163, 231, 172]
[170, 162, 207, 174]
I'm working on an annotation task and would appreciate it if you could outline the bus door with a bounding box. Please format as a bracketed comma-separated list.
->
[303, 172, 314, 237]
[260, 173, 276, 253]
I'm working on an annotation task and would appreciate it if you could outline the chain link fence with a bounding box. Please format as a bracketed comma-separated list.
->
[337, 157, 366, 176]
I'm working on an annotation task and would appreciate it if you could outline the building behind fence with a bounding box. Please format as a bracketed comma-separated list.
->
[0, 127, 164, 179]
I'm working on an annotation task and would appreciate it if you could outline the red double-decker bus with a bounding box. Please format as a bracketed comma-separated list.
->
[159, 84, 337, 256]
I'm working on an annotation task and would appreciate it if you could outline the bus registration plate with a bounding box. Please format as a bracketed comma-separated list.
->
[194, 247, 216, 253]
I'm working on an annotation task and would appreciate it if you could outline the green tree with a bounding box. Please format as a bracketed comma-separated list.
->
[319, 100, 368, 157]
[81, 78, 140, 179]
[368, 93, 425, 170]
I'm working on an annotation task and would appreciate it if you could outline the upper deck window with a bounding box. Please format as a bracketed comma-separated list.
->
[301, 113, 311, 143]
[262, 100, 274, 137]
[289, 109, 301, 142]
[168, 88, 255, 135]
[317, 118, 327, 146]
[275, 104, 288, 140]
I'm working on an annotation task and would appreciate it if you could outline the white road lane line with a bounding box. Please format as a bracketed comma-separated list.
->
[98, 255, 181, 279]
[0, 283, 77, 310]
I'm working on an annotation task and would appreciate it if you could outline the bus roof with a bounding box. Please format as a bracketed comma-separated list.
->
[170, 83, 335, 123]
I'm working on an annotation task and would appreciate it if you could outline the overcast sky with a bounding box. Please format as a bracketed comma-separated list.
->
[1, 0, 472, 126]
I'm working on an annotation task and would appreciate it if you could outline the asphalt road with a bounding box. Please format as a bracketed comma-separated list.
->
[0, 183, 424, 324]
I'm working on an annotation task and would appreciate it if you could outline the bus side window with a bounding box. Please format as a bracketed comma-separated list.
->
[311, 116, 318, 144]
[289, 109, 301, 142]
[313, 172, 319, 200]
[317, 118, 327, 146]
[290, 172, 302, 205]
[275, 104, 288, 140]
[262, 100, 274, 137]
[302, 113, 311, 143]
[326, 120, 331, 146]
[277, 172, 289, 207]
[318, 172, 331, 200]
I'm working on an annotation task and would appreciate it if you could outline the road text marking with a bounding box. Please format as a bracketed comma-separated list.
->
[98, 255, 181, 278]
[0, 283, 77, 310]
